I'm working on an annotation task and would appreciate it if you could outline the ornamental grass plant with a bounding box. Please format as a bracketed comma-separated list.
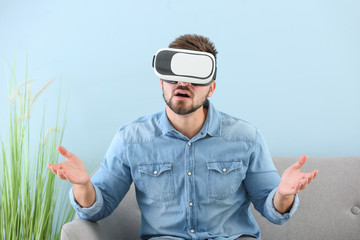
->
[0, 61, 73, 239]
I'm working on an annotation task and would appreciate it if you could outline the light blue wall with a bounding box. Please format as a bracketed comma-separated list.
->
[1, 0, 359, 169]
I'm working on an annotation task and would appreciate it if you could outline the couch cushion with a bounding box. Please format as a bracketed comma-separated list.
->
[252, 156, 360, 240]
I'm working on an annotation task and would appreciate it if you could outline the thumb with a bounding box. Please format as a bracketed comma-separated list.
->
[292, 154, 307, 170]
[57, 145, 71, 158]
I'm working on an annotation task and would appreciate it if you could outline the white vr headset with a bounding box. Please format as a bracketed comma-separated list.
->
[152, 48, 217, 86]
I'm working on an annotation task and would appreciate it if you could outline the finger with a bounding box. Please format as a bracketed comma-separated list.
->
[300, 183, 308, 191]
[56, 169, 67, 180]
[48, 163, 62, 172]
[306, 172, 315, 179]
[49, 167, 58, 176]
[294, 182, 301, 194]
[307, 170, 318, 184]
[313, 169, 319, 178]
[48, 163, 56, 171]
[299, 176, 313, 190]
[59, 169, 74, 183]
[292, 154, 307, 170]
[49, 163, 68, 178]
[62, 170, 71, 182]
[57, 145, 72, 158]
[307, 176, 314, 185]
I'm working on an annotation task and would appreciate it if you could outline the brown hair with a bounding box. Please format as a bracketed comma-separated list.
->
[168, 34, 218, 60]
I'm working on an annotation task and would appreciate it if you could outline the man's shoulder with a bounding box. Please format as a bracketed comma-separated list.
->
[116, 112, 163, 143]
[218, 111, 258, 142]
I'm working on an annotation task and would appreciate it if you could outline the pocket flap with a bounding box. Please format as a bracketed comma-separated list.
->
[139, 163, 172, 176]
[207, 161, 242, 174]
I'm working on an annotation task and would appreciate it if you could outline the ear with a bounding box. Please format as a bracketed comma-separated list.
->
[160, 79, 163, 89]
[207, 81, 216, 97]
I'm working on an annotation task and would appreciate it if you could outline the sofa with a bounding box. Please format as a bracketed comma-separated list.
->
[61, 156, 360, 240]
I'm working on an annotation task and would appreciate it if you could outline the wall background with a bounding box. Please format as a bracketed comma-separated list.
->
[1, 0, 359, 172]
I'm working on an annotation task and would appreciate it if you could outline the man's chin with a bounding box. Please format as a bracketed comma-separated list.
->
[163, 94, 204, 116]
[167, 103, 202, 116]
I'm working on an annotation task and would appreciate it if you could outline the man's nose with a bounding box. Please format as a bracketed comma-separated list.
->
[178, 81, 191, 86]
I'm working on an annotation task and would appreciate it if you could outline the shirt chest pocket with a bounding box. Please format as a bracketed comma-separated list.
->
[207, 161, 243, 200]
[138, 163, 175, 202]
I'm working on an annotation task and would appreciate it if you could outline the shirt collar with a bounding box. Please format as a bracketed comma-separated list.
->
[204, 100, 222, 137]
[159, 108, 176, 136]
[158, 100, 222, 138]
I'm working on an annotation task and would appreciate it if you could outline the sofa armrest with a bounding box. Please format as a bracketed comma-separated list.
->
[61, 218, 102, 240]
[61, 184, 141, 240]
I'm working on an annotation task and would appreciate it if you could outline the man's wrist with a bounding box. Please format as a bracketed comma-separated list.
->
[73, 180, 92, 190]
[73, 181, 96, 208]
[273, 191, 295, 214]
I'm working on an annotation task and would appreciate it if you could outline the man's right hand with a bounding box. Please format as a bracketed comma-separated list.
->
[48, 145, 90, 185]
[48, 145, 96, 207]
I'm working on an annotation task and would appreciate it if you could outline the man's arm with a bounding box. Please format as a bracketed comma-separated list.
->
[48, 145, 96, 208]
[273, 154, 318, 213]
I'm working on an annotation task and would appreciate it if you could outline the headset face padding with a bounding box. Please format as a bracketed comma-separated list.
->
[153, 48, 216, 86]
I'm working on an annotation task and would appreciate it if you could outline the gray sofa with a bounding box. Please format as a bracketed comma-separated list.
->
[61, 156, 360, 240]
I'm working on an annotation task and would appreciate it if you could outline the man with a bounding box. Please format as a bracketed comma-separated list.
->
[48, 34, 318, 240]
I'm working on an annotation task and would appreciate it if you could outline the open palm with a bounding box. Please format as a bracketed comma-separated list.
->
[277, 155, 318, 197]
[48, 145, 90, 185]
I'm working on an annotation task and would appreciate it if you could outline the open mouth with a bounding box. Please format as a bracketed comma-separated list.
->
[174, 89, 191, 98]
[176, 92, 190, 98]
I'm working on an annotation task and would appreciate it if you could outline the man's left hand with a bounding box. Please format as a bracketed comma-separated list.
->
[277, 154, 318, 196]
[273, 155, 318, 213]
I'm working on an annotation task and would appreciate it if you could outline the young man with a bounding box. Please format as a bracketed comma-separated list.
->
[48, 34, 318, 240]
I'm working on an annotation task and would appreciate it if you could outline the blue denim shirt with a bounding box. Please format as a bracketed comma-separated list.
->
[69, 100, 299, 240]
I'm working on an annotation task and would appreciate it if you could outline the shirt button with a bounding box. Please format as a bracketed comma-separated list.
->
[154, 171, 158, 175]
[190, 229, 195, 233]
[189, 202, 193, 207]
[222, 168, 227, 173]
[188, 142, 191, 146]
[187, 172, 192, 176]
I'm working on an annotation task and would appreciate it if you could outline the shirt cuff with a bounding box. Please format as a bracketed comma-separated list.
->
[69, 184, 104, 219]
[265, 187, 299, 225]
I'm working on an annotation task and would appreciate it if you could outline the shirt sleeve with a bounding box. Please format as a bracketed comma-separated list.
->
[68, 128, 133, 221]
[244, 129, 299, 225]
[69, 184, 104, 219]
[264, 188, 299, 225]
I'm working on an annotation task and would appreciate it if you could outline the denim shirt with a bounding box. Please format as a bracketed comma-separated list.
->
[69, 100, 299, 240]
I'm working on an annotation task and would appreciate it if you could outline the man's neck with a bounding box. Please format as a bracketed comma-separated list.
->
[166, 106, 208, 139]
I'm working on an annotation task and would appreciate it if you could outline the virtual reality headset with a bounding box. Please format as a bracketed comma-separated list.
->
[152, 48, 217, 86]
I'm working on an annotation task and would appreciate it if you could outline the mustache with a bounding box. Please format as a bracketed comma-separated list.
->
[173, 86, 193, 94]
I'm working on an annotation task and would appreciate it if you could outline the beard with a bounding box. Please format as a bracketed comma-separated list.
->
[162, 85, 209, 115]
